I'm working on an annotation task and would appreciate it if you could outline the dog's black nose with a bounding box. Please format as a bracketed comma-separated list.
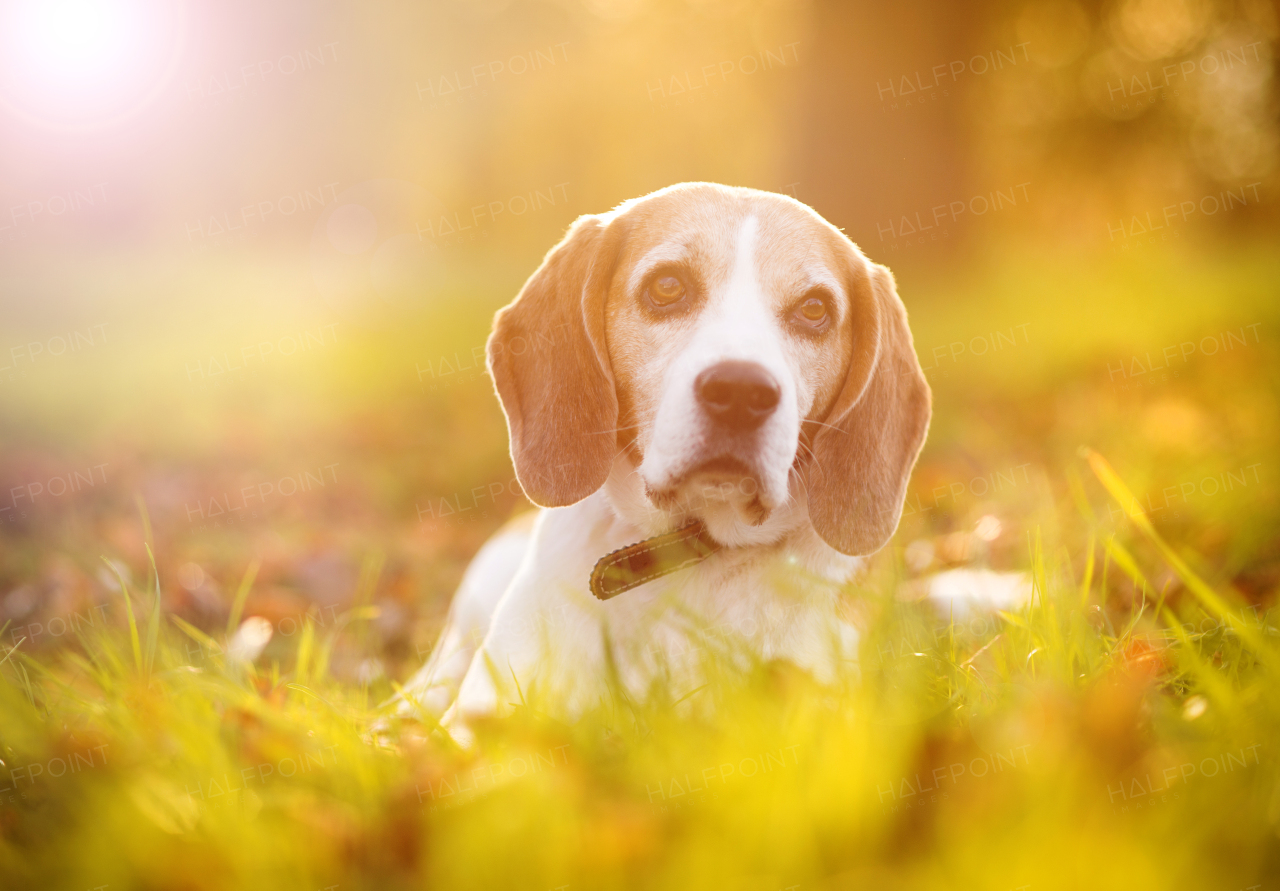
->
[695, 361, 780, 432]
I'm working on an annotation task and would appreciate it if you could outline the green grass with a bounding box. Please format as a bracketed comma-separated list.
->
[1, 451, 1277, 891]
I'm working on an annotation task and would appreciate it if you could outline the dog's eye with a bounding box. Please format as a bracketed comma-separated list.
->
[794, 295, 828, 327]
[649, 275, 686, 307]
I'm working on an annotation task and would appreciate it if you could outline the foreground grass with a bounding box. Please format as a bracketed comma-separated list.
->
[1, 455, 1276, 891]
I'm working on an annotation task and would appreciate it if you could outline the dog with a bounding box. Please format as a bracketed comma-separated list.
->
[399, 182, 931, 732]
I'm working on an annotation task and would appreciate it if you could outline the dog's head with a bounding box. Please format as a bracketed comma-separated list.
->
[487, 182, 930, 556]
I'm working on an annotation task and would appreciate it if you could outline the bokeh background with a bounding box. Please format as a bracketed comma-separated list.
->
[4, 0, 1277, 674]
[1, 4, 1279, 885]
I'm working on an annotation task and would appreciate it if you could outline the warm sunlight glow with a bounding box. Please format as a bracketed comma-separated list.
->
[0, 0, 181, 129]
[10, 0, 144, 85]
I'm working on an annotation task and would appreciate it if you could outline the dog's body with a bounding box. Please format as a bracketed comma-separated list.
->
[401, 183, 930, 730]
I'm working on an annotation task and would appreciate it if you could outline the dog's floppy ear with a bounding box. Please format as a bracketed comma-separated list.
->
[808, 259, 931, 556]
[487, 214, 621, 507]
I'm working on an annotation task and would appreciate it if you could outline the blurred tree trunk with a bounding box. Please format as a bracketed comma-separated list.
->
[789, 0, 981, 252]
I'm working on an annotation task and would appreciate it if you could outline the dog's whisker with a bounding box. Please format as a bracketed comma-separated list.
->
[802, 418, 845, 435]
[586, 423, 645, 436]
[793, 440, 827, 488]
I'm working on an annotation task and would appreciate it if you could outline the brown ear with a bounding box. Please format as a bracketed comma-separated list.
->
[486, 214, 621, 507]
[808, 260, 931, 556]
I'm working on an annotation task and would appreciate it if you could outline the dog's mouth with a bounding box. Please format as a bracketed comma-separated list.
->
[644, 454, 773, 526]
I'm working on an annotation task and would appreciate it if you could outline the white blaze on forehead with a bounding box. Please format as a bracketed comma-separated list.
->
[700, 214, 776, 357]
[729, 214, 759, 296]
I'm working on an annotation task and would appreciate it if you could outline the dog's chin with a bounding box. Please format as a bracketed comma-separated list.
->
[644, 455, 777, 527]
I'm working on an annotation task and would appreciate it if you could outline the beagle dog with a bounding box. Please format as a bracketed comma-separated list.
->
[401, 182, 930, 730]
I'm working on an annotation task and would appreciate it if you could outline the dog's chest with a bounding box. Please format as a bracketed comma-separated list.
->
[602, 550, 850, 666]
[506, 494, 861, 694]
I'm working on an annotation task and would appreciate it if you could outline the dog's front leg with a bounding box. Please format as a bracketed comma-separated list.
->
[444, 500, 614, 736]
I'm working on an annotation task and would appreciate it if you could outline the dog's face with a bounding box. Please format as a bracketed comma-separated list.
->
[488, 183, 930, 556]
[604, 190, 854, 532]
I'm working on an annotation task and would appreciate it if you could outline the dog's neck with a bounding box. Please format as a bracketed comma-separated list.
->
[600, 453, 861, 584]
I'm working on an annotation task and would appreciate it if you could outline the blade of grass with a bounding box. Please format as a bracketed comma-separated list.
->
[387, 679, 460, 750]
[1080, 532, 1096, 610]
[1161, 607, 1233, 705]
[135, 493, 154, 550]
[103, 557, 142, 672]
[144, 544, 162, 675]
[1102, 534, 1149, 591]
[18, 662, 35, 708]
[0, 637, 26, 671]
[295, 616, 315, 685]
[1084, 449, 1266, 654]
[171, 615, 222, 656]
[226, 560, 261, 637]
[350, 551, 385, 651]
[284, 683, 354, 728]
